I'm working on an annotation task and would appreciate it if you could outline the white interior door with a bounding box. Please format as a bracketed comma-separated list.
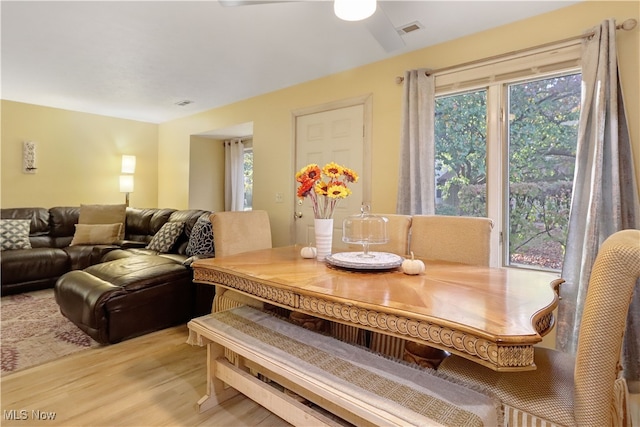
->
[295, 104, 365, 250]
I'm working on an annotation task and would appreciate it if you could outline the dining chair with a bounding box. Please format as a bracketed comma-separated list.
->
[209, 210, 272, 312]
[370, 215, 494, 363]
[408, 214, 494, 265]
[438, 229, 640, 427]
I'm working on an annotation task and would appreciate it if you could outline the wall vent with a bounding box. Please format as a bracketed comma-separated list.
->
[397, 21, 424, 35]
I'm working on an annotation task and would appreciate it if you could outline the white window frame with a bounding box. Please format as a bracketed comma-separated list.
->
[433, 41, 582, 268]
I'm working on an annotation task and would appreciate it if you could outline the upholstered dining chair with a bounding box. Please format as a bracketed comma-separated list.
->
[370, 215, 494, 363]
[438, 229, 640, 427]
[408, 214, 494, 266]
[209, 210, 272, 313]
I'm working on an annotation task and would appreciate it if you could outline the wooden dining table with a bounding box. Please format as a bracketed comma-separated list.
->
[192, 245, 563, 372]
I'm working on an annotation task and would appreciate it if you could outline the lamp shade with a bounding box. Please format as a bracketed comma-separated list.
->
[334, 0, 376, 21]
[119, 175, 134, 193]
[121, 155, 136, 174]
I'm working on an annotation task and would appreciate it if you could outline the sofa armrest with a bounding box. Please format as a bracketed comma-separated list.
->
[117, 240, 147, 249]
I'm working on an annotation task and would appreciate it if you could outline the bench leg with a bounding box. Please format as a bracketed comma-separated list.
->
[197, 341, 240, 413]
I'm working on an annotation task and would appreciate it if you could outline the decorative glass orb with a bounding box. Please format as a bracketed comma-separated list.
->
[342, 203, 388, 258]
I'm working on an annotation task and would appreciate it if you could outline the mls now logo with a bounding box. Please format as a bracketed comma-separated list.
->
[3, 410, 28, 420]
[3, 409, 56, 421]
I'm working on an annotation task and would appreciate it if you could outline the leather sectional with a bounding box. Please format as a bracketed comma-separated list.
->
[0, 206, 216, 344]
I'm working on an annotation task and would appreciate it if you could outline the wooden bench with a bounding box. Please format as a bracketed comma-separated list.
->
[187, 306, 501, 427]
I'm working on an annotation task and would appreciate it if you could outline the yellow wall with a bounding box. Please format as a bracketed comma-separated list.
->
[189, 136, 225, 212]
[1, 3, 637, 240]
[159, 1, 640, 247]
[1, 101, 159, 208]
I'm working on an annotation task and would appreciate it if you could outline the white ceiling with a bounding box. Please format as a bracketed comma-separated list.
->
[2, 1, 580, 126]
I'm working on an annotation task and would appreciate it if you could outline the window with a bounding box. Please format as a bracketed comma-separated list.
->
[243, 143, 253, 211]
[435, 90, 487, 217]
[433, 43, 581, 271]
[506, 75, 580, 270]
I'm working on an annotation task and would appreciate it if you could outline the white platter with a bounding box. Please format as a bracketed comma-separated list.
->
[325, 252, 403, 271]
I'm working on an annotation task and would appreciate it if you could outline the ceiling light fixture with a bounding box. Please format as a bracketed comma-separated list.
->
[334, 0, 376, 22]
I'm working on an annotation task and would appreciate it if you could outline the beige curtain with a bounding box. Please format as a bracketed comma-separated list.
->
[396, 69, 436, 215]
[557, 19, 640, 385]
[224, 138, 245, 211]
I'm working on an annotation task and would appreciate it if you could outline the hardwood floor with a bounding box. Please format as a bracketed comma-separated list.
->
[2, 323, 639, 426]
[0, 324, 291, 426]
[631, 392, 640, 427]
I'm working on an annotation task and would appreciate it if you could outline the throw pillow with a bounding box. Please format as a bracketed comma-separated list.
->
[70, 223, 123, 246]
[146, 221, 184, 253]
[0, 219, 32, 251]
[78, 204, 127, 239]
[186, 214, 215, 257]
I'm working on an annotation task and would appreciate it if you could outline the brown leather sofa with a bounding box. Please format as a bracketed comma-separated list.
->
[1, 206, 216, 344]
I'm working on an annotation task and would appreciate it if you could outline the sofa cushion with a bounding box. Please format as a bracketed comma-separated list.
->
[78, 203, 126, 224]
[79, 204, 126, 239]
[1, 219, 32, 250]
[48, 206, 80, 238]
[0, 207, 50, 236]
[56, 256, 193, 343]
[64, 245, 113, 271]
[186, 214, 215, 257]
[71, 223, 123, 246]
[124, 208, 175, 243]
[146, 221, 184, 252]
[1, 247, 70, 285]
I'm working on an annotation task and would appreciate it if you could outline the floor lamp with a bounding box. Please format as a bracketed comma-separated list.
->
[120, 155, 135, 207]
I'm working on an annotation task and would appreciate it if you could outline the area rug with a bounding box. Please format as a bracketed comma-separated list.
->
[1, 289, 101, 375]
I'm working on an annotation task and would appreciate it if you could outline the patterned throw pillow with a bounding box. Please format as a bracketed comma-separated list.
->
[1, 219, 32, 251]
[146, 221, 184, 253]
[186, 214, 215, 257]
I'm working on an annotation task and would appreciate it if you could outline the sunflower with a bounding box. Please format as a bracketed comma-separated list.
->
[322, 162, 343, 179]
[327, 182, 351, 199]
[296, 178, 315, 198]
[314, 180, 329, 196]
[296, 164, 322, 183]
[342, 167, 359, 183]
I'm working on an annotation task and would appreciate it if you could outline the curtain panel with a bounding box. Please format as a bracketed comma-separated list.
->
[557, 19, 640, 386]
[396, 69, 436, 215]
[224, 138, 245, 212]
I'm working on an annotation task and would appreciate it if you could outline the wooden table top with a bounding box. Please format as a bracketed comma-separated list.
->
[193, 245, 563, 371]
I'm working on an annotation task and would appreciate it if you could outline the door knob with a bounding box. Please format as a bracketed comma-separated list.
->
[294, 211, 303, 219]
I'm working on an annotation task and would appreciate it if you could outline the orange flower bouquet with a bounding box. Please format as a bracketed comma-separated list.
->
[296, 162, 359, 219]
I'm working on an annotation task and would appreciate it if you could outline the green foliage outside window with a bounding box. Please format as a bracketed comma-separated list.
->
[435, 73, 581, 269]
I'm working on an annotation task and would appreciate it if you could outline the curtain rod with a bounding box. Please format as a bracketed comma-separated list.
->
[395, 18, 637, 84]
[222, 137, 251, 145]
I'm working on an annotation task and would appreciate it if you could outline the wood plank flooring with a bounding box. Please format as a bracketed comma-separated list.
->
[0, 324, 291, 426]
[2, 323, 639, 426]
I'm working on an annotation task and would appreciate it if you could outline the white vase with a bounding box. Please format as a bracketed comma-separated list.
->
[314, 218, 334, 261]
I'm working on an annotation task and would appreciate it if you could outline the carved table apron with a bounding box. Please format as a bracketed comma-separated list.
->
[193, 246, 562, 371]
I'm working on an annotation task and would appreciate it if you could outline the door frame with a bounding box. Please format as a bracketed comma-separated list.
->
[290, 94, 373, 245]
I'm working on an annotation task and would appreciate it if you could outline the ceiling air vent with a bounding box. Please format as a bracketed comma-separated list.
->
[397, 21, 424, 35]
[175, 100, 194, 107]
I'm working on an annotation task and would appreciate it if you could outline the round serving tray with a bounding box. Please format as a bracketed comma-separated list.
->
[325, 252, 403, 271]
